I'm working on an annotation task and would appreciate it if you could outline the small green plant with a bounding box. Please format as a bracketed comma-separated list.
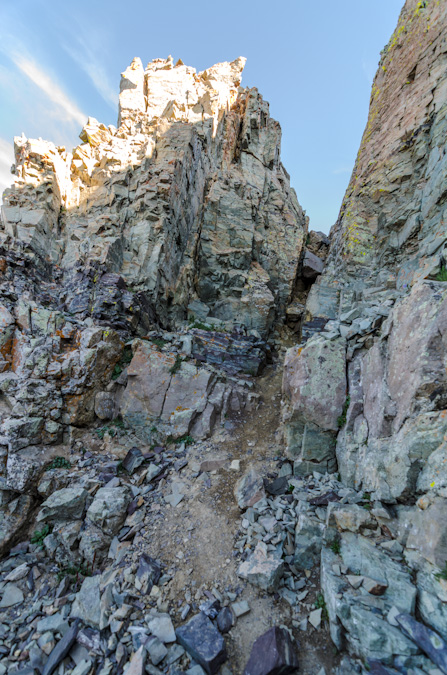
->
[330, 536, 341, 554]
[362, 492, 372, 510]
[57, 563, 92, 583]
[167, 434, 195, 446]
[112, 345, 133, 380]
[57, 562, 93, 591]
[46, 456, 71, 470]
[435, 268, 447, 282]
[31, 524, 52, 548]
[176, 434, 194, 446]
[315, 593, 329, 621]
[190, 321, 216, 331]
[287, 484, 294, 494]
[337, 395, 351, 429]
[435, 562, 447, 582]
[95, 418, 127, 439]
[151, 337, 168, 348]
[170, 354, 183, 375]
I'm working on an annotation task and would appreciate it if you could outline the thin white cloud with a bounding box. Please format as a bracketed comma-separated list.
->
[10, 53, 87, 127]
[63, 40, 118, 109]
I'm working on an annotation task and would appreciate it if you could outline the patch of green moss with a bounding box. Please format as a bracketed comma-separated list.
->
[112, 345, 133, 380]
[337, 395, 351, 429]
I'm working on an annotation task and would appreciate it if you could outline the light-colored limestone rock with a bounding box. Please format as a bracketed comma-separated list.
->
[237, 541, 284, 592]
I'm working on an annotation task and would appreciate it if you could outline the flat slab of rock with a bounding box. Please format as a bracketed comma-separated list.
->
[5, 562, 29, 582]
[70, 576, 101, 629]
[235, 468, 265, 510]
[302, 249, 324, 279]
[232, 601, 250, 618]
[396, 613, 447, 673]
[200, 459, 226, 472]
[147, 613, 176, 643]
[309, 608, 322, 629]
[0, 583, 24, 607]
[176, 612, 227, 674]
[238, 542, 284, 592]
[309, 490, 340, 506]
[243, 626, 299, 675]
[42, 619, 79, 675]
[165, 482, 185, 507]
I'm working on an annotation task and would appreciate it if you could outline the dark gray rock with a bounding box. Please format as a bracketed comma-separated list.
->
[309, 490, 340, 506]
[264, 476, 289, 496]
[122, 447, 145, 474]
[243, 627, 299, 675]
[199, 598, 221, 619]
[191, 330, 267, 376]
[135, 554, 161, 594]
[176, 612, 227, 674]
[42, 619, 80, 675]
[368, 661, 400, 674]
[396, 613, 447, 674]
[302, 249, 324, 279]
[216, 607, 234, 634]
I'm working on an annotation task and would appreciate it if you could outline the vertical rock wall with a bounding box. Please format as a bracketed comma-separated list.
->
[2, 56, 307, 336]
[283, 0, 447, 492]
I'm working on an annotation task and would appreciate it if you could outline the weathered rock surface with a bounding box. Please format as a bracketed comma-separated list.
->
[282, 336, 346, 473]
[2, 57, 306, 338]
[176, 612, 227, 674]
[280, 22, 447, 672]
[1, 4, 447, 675]
[243, 626, 299, 675]
[237, 541, 284, 592]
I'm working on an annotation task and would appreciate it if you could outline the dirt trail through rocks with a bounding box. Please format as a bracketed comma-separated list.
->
[138, 358, 338, 674]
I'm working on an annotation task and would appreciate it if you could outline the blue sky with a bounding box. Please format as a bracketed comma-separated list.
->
[0, 0, 404, 233]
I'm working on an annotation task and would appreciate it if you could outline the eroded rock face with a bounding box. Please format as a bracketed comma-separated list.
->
[314, 0, 447, 293]
[2, 57, 306, 336]
[283, 0, 447, 495]
[0, 56, 307, 528]
[336, 281, 447, 501]
[282, 336, 346, 474]
[278, 6, 447, 665]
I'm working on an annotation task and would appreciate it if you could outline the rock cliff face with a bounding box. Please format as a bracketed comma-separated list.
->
[0, 56, 309, 496]
[1, 3, 447, 673]
[281, 0, 447, 668]
[3, 56, 306, 335]
[0, 57, 316, 573]
[283, 0, 447, 489]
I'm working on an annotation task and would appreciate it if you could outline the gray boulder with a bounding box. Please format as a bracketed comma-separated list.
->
[176, 612, 227, 675]
[37, 488, 88, 523]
